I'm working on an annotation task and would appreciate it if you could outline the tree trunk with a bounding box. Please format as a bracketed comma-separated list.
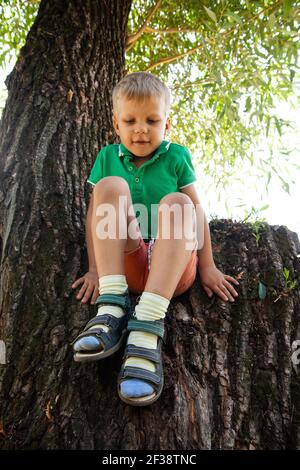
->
[0, 0, 133, 449]
[1, 1, 300, 451]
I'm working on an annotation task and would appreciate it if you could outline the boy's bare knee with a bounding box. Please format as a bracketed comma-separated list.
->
[94, 176, 130, 197]
[160, 192, 192, 207]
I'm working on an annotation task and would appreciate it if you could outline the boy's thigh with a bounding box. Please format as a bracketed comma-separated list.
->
[124, 238, 148, 294]
[173, 251, 198, 297]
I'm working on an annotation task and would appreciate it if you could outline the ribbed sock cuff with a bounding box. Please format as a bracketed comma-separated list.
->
[135, 291, 169, 321]
[99, 274, 128, 295]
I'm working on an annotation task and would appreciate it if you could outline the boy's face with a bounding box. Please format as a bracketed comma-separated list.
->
[113, 95, 171, 158]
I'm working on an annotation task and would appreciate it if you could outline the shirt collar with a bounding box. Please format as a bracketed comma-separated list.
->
[118, 140, 171, 159]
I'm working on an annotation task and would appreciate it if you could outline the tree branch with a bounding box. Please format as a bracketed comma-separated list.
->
[171, 78, 216, 91]
[140, 0, 283, 72]
[126, 0, 163, 51]
[144, 42, 206, 72]
[144, 26, 201, 35]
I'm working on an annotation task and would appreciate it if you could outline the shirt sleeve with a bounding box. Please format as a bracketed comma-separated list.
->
[87, 149, 103, 186]
[177, 147, 197, 189]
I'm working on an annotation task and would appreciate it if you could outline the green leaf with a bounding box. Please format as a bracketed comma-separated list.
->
[258, 282, 267, 300]
[279, 177, 290, 194]
[268, 13, 276, 30]
[283, 268, 289, 281]
[274, 117, 282, 136]
[245, 96, 251, 112]
[203, 6, 217, 23]
[226, 12, 243, 24]
[266, 116, 271, 137]
[283, 0, 292, 17]
[290, 69, 295, 83]
[218, 105, 226, 120]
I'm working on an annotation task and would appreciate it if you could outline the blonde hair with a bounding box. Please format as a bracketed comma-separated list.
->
[112, 72, 171, 116]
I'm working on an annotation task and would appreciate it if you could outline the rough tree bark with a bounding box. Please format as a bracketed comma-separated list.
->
[1, 0, 300, 451]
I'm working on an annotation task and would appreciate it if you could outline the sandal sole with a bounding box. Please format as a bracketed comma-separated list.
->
[73, 329, 127, 363]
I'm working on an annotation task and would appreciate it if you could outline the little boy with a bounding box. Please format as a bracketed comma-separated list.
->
[72, 72, 239, 406]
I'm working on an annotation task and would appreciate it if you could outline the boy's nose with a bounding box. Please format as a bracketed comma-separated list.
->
[134, 125, 148, 133]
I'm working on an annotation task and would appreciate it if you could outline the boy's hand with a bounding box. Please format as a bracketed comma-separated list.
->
[198, 264, 239, 302]
[72, 271, 99, 304]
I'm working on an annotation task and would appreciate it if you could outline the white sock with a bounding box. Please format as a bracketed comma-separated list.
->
[90, 274, 128, 333]
[125, 291, 169, 372]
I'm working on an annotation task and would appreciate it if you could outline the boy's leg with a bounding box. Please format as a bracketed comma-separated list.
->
[92, 176, 142, 276]
[144, 192, 197, 299]
[73, 176, 142, 355]
[119, 192, 197, 402]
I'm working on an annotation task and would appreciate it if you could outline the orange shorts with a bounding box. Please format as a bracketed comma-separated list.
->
[124, 238, 198, 298]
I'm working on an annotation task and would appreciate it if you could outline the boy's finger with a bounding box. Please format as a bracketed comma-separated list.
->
[204, 286, 213, 298]
[225, 275, 239, 285]
[81, 285, 93, 303]
[220, 284, 234, 302]
[72, 278, 83, 288]
[91, 287, 99, 305]
[224, 280, 239, 297]
[214, 286, 228, 301]
[76, 282, 87, 300]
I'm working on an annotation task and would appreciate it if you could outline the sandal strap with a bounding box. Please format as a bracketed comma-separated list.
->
[73, 314, 127, 347]
[96, 292, 129, 310]
[74, 325, 123, 349]
[127, 319, 164, 339]
[121, 366, 161, 386]
[123, 345, 160, 363]
[72, 292, 132, 355]
[73, 328, 108, 344]
[84, 314, 121, 331]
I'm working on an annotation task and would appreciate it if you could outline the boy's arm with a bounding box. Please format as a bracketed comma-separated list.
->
[86, 191, 97, 273]
[180, 184, 239, 302]
[180, 183, 214, 268]
[197, 211, 215, 268]
[71, 189, 99, 304]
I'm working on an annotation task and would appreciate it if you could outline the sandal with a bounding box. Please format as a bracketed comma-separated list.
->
[117, 316, 165, 406]
[73, 290, 133, 363]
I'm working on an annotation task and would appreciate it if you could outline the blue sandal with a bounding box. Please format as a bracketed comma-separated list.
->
[117, 317, 165, 406]
[73, 291, 132, 363]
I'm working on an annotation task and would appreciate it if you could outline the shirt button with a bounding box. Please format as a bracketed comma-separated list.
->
[129, 167, 133, 171]
[135, 177, 140, 182]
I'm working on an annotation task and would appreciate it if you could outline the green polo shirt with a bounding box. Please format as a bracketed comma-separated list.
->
[87, 140, 196, 241]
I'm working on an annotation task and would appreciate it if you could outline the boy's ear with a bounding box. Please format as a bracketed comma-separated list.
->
[113, 114, 120, 135]
[165, 116, 171, 133]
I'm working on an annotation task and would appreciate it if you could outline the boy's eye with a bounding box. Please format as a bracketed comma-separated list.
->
[148, 119, 160, 124]
[123, 119, 160, 124]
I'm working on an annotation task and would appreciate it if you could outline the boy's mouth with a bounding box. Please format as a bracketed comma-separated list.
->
[133, 141, 150, 144]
